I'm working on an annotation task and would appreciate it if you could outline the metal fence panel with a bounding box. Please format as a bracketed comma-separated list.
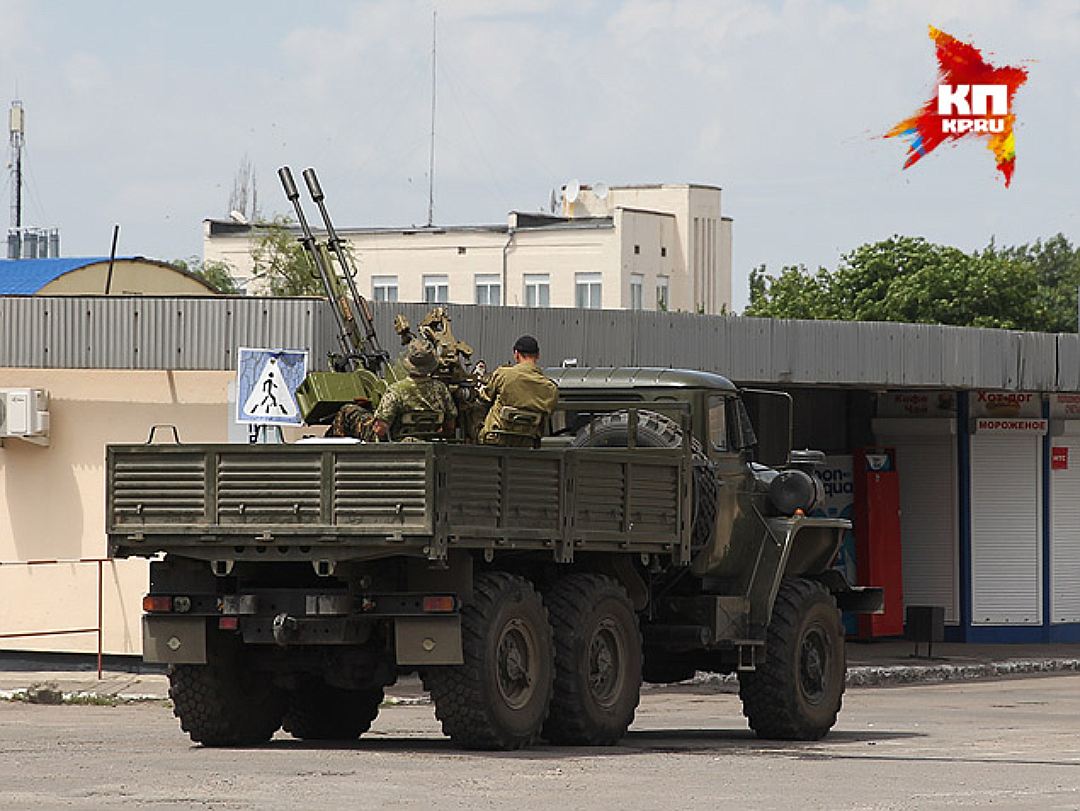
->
[2, 296, 1078, 393]
[1058, 335, 1080, 391]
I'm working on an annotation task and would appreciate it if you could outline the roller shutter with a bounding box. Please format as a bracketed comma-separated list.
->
[969, 434, 1042, 625]
[1051, 433, 1080, 623]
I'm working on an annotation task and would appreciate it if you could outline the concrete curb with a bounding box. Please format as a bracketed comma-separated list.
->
[845, 657, 1080, 687]
[681, 658, 1080, 692]
[3, 658, 1079, 705]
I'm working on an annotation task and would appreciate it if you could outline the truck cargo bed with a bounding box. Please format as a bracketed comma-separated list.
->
[107, 442, 691, 564]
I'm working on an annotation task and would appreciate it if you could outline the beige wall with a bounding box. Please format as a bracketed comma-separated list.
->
[0, 368, 233, 654]
[38, 259, 218, 296]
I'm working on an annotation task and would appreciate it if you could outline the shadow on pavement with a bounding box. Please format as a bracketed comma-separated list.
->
[204, 726, 923, 759]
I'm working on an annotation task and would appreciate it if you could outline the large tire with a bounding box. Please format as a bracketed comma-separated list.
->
[169, 640, 285, 747]
[571, 410, 717, 550]
[543, 574, 642, 745]
[283, 680, 384, 741]
[737, 578, 845, 741]
[426, 572, 554, 750]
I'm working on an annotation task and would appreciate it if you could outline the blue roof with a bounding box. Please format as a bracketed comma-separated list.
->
[0, 257, 117, 294]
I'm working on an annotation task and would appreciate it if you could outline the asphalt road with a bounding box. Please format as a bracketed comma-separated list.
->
[1, 676, 1078, 810]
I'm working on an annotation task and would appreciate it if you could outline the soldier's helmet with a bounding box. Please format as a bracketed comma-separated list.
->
[402, 340, 439, 375]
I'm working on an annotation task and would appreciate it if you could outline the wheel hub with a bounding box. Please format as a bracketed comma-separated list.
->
[496, 619, 536, 710]
[587, 619, 624, 708]
[799, 625, 830, 705]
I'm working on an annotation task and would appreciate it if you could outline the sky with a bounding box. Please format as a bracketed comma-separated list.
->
[0, 0, 1077, 310]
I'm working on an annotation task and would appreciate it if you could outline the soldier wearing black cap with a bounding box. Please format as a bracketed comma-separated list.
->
[478, 335, 558, 447]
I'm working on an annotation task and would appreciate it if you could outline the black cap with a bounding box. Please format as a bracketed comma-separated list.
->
[513, 335, 540, 355]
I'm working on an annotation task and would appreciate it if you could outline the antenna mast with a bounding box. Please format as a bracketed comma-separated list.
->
[426, 8, 437, 227]
[9, 100, 24, 229]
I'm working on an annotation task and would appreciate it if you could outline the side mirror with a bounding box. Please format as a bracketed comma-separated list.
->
[738, 389, 793, 469]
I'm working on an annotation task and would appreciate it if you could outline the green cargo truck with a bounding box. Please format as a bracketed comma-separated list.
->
[107, 367, 883, 750]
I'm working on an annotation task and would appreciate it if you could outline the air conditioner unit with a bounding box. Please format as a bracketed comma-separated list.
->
[0, 388, 50, 445]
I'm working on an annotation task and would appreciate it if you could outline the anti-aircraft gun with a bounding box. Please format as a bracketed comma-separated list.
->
[278, 166, 395, 426]
[277, 167, 489, 438]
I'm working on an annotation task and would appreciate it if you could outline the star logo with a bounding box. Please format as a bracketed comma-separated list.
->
[886, 27, 1028, 187]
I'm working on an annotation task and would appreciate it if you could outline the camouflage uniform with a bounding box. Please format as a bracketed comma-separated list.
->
[327, 402, 376, 441]
[479, 361, 558, 447]
[374, 375, 456, 440]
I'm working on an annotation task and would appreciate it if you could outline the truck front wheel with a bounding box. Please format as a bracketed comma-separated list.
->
[168, 637, 285, 747]
[283, 680, 384, 740]
[426, 572, 554, 750]
[543, 574, 642, 745]
[737, 578, 845, 741]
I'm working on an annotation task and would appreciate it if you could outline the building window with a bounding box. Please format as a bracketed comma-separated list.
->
[656, 276, 669, 311]
[372, 275, 398, 303]
[457, 246, 467, 255]
[630, 274, 644, 311]
[634, 244, 640, 255]
[575, 272, 602, 309]
[523, 274, 550, 308]
[423, 274, 449, 304]
[475, 274, 502, 306]
[661, 246, 667, 257]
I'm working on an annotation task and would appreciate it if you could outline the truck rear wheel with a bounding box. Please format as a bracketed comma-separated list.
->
[543, 574, 642, 745]
[737, 578, 845, 741]
[426, 572, 554, 750]
[571, 409, 717, 550]
[168, 638, 285, 747]
[283, 680, 384, 741]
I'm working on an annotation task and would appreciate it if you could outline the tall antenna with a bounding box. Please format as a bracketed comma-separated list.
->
[9, 100, 24, 229]
[426, 8, 437, 227]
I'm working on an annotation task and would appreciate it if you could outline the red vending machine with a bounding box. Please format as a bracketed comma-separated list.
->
[853, 447, 904, 638]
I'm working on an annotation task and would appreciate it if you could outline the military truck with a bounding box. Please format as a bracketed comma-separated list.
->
[107, 367, 882, 750]
[106, 168, 881, 750]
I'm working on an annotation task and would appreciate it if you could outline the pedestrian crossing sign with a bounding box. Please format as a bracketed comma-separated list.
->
[236, 348, 309, 426]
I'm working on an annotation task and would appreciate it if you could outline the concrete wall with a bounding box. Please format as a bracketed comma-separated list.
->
[0, 368, 234, 654]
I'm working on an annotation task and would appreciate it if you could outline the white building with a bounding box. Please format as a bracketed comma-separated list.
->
[204, 184, 733, 315]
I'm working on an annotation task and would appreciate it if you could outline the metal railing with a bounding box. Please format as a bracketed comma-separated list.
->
[0, 557, 108, 679]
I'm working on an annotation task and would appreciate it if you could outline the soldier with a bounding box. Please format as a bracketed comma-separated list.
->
[372, 341, 456, 440]
[479, 335, 558, 447]
[325, 397, 376, 440]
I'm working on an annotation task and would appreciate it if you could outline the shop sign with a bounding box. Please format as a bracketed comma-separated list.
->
[974, 417, 1047, 434]
[1051, 447, 1069, 470]
[878, 391, 956, 418]
[972, 391, 1041, 419]
[1050, 394, 1080, 419]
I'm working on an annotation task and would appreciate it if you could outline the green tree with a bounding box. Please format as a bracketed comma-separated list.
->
[986, 234, 1080, 332]
[746, 235, 1075, 332]
[170, 257, 241, 294]
[250, 216, 322, 296]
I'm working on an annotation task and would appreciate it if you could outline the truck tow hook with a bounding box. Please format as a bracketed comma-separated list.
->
[272, 613, 299, 646]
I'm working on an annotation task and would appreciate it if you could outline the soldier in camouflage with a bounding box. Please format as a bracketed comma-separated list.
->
[326, 398, 377, 441]
[479, 335, 558, 447]
[372, 341, 457, 440]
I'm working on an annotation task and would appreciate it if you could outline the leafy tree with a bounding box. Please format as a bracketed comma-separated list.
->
[171, 257, 241, 295]
[745, 234, 1079, 333]
[250, 216, 322, 296]
[985, 234, 1080, 332]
